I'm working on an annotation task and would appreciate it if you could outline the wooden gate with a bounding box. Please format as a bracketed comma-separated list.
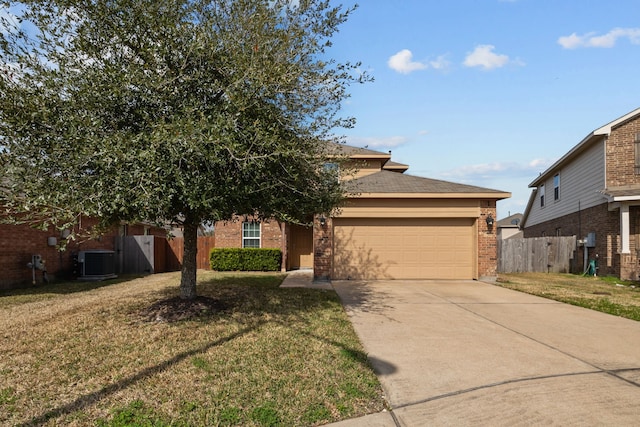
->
[118, 236, 215, 274]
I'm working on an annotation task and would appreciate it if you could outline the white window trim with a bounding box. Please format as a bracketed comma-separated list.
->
[242, 222, 261, 248]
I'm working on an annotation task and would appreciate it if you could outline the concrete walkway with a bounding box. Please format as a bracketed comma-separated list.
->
[279, 269, 332, 290]
[327, 280, 640, 426]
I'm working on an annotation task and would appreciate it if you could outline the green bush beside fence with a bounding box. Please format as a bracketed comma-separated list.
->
[210, 248, 282, 272]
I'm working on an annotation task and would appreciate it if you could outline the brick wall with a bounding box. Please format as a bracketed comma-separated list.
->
[313, 215, 332, 281]
[606, 116, 640, 188]
[213, 217, 283, 249]
[478, 202, 499, 278]
[0, 218, 166, 289]
[523, 203, 640, 279]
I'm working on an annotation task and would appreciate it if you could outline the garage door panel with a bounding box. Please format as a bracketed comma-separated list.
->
[333, 218, 474, 280]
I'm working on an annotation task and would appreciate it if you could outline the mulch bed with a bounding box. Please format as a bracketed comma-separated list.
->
[136, 296, 227, 323]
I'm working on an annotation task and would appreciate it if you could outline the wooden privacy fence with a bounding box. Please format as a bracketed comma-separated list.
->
[117, 236, 216, 274]
[166, 236, 215, 271]
[498, 236, 577, 273]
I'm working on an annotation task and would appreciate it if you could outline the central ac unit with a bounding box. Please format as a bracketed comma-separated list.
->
[78, 250, 117, 280]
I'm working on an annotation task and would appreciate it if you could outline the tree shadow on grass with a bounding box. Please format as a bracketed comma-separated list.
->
[19, 322, 263, 427]
[19, 273, 394, 426]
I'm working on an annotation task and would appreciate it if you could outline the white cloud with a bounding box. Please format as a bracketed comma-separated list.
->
[388, 49, 428, 74]
[428, 55, 451, 70]
[463, 45, 512, 70]
[440, 158, 554, 180]
[347, 136, 408, 149]
[558, 27, 640, 49]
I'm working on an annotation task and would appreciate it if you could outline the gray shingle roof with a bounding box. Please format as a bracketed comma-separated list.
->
[324, 142, 390, 157]
[601, 185, 640, 200]
[345, 170, 509, 195]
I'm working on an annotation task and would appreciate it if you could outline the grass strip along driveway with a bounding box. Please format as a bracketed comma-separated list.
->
[497, 272, 640, 321]
[0, 272, 385, 426]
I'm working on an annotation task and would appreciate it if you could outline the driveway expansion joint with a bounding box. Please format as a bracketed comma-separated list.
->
[392, 369, 605, 411]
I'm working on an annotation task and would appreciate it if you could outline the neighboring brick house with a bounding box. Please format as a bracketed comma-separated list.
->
[0, 217, 166, 289]
[521, 107, 640, 280]
[215, 144, 511, 281]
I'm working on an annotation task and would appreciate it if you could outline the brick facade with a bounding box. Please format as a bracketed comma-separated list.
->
[0, 218, 166, 289]
[479, 202, 499, 279]
[313, 215, 333, 281]
[213, 218, 283, 250]
[524, 200, 640, 279]
[606, 117, 640, 187]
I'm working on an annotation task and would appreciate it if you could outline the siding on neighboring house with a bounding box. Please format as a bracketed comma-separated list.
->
[526, 138, 606, 227]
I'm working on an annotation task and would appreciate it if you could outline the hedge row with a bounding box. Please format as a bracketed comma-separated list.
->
[209, 248, 282, 272]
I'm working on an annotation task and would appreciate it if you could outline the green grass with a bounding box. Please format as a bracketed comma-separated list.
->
[497, 272, 640, 321]
[0, 271, 386, 426]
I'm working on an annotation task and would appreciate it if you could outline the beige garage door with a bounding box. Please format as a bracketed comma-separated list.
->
[333, 218, 475, 280]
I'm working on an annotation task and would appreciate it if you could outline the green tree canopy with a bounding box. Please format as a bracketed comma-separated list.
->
[0, 0, 367, 298]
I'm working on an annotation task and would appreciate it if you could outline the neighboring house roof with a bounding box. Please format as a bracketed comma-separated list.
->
[345, 170, 511, 199]
[325, 142, 391, 159]
[381, 160, 409, 173]
[497, 213, 523, 229]
[600, 185, 640, 202]
[529, 107, 640, 188]
[523, 107, 640, 227]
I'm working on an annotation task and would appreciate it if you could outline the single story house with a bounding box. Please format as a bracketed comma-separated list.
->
[215, 144, 511, 281]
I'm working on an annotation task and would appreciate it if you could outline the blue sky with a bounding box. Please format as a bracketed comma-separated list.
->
[3, 1, 640, 219]
[328, 0, 640, 218]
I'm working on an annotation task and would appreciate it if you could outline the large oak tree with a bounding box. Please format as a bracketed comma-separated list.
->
[0, 0, 366, 298]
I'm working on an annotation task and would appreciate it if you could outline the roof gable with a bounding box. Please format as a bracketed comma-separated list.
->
[530, 107, 640, 187]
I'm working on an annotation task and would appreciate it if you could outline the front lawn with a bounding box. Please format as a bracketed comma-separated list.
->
[497, 272, 640, 321]
[0, 271, 386, 426]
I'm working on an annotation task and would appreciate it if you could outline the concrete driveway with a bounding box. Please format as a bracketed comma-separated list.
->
[331, 280, 640, 426]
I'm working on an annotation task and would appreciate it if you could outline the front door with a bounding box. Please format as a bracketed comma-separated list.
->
[289, 224, 313, 269]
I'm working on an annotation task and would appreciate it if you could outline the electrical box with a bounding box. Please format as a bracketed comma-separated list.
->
[32, 254, 45, 270]
[586, 232, 596, 248]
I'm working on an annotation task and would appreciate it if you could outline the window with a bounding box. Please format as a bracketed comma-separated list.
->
[553, 174, 560, 201]
[635, 133, 640, 174]
[540, 184, 545, 207]
[242, 222, 260, 248]
[323, 162, 340, 182]
[555, 227, 562, 236]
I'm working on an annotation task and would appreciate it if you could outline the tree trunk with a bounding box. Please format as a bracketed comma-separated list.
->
[180, 221, 198, 299]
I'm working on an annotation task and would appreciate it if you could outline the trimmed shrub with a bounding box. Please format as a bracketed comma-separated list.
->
[210, 248, 282, 272]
